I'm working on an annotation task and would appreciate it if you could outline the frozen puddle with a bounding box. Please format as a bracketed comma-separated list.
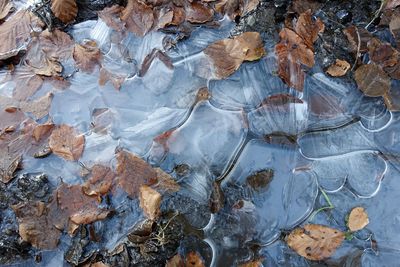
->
[1, 5, 400, 267]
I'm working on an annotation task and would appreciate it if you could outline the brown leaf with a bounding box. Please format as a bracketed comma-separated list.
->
[121, 0, 154, 36]
[185, 2, 214, 23]
[238, 259, 263, 267]
[156, 8, 174, 29]
[354, 64, 391, 97]
[140, 48, 173, 77]
[347, 207, 369, 232]
[115, 150, 158, 198]
[0, 154, 22, 184]
[49, 183, 109, 230]
[154, 167, 180, 193]
[367, 38, 400, 79]
[11, 68, 44, 101]
[39, 29, 75, 62]
[20, 93, 53, 119]
[343, 26, 373, 54]
[73, 40, 101, 72]
[384, 89, 400, 111]
[26, 57, 63, 77]
[0, 11, 43, 61]
[51, 0, 78, 24]
[13, 202, 61, 249]
[389, 14, 400, 48]
[204, 32, 265, 79]
[99, 67, 125, 90]
[49, 124, 85, 161]
[215, 0, 258, 19]
[98, 5, 124, 31]
[0, 0, 13, 21]
[139, 185, 162, 220]
[286, 224, 344, 261]
[209, 181, 224, 213]
[185, 251, 205, 267]
[289, 0, 321, 15]
[294, 10, 324, 49]
[246, 169, 274, 191]
[82, 164, 116, 196]
[326, 59, 351, 77]
[32, 123, 54, 142]
[166, 254, 184, 267]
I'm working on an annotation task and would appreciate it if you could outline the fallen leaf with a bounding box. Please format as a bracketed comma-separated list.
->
[326, 59, 351, 77]
[156, 8, 174, 29]
[215, 0, 258, 19]
[384, 89, 400, 111]
[153, 167, 180, 193]
[140, 48, 173, 77]
[185, 2, 214, 23]
[0, 0, 13, 21]
[294, 10, 324, 49]
[26, 57, 63, 77]
[289, 0, 321, 15]
[82, 164, 116, 196]
[0, 11, 43, 61]
[20, 93, 53, 119]
[115, 150, 158, 198]
[98, 5, 124, 31]
[343, 26, 373, 54]
[139, 185, 162, 220]
[347, 207, 369, 232]
[51, 0, 78, 24]
[166, 254, 184, 267]
[204, 32, 265, 79]
[0, 154, 22, 183]
[185, 251, 205, 267]
[13, 202, 61, 249]
[49, 183, 109, 230]
[49, 124, 85, 161]
[121, 0, 154, 36]
[354, 64, 391, 97]
[286, 224, 344, 261]
[246, 169, 274, 191]
[367, 38, 400, 79]
[99, 67, 125, 90]
[32, 123, 54, 142]
[209, 181, 224, 213]
[238, 259, 263, 267]
[39, 29, 75, 62]
[389, 14, 400, 48]
[11, 68, 44, 101]
[73, 40, 101, 72]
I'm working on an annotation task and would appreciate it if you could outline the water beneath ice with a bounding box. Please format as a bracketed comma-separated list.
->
[2, 3, 400, 266]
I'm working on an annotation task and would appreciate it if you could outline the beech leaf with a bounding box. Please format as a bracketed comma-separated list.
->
[49, 124, 85, 161]
[121, 0, 154, 37]
[139, 185, 162, 220]
[326, 59, 351, 77]
[73, 40, 101, 73]
[347, 207, 369, 232]
[354, 64, 391, 97]
[51, 0, 78, 24]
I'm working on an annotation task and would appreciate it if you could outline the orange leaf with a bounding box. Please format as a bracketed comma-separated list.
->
[51, 0, 78, 24]
[139, 185, 162, 220]
[347, 207, 369, 232]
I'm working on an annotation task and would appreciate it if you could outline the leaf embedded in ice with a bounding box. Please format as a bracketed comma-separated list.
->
[347, 207, 369, 232]
[121, 0, 154, 37]
[26, 57, 63, 77]
[32, 123, 54, 142]
[185, 1, 214, 23]
[154, 167, 180, 193]
[326, 59, 351, 77]
[385, 0, 400, 10]
[0, 11, 43, 61]
[238, 259, 263, 267]
[286, 224, 344, 261]
[166, 254, 184, 267]
[82, 164, 116, 196]
[115, 150, 158, 198]
[0, 0, 13, 21]
[246, 169, 274, 191]
[139, 185, 162, 220]
[354, 64, 391, 97]
[13, 202, 61, 249]
[39, 29, 75, 62]
[73, 40, 101, 72]
[185, 251, 205, 267]
[20, 92, 53, 119]
[384, 89, 400, 111]
[389, 14, 400, 49]
[99, 67, 125, 90]
[49, 124, 85, 161]
[204, 32, 265, 79]
[98, 5, 124, 31]
[0, 154, 22, 184]
[51, 0, 78, 24]
[343, 26, 373, 54]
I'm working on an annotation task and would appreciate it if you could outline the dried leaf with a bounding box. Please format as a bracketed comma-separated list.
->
[185, 251, 205, 267]
[121, 0, 154, 36]
[49, 124, 85, 161]
[139, 185, 162, 220]
[343, 26, 373, 54]
[289, 0, 321, 14]
[13, 202, 61, 249]
[0, 0, 13, 21]
[99, 67, 125, 90]
[98, 5, 124, 31]
[0, 154, 22, 183]
[0, 11, 43, 60]
[347, 207, 369, 232]
[367, 38, 400, 79]
[38, 29, 75, 62]
[209, 181, 224, 213]
[82, 164, 116, 196]
[238, 259, 263, 267]
[385, 0, 400, 10]
[115, 150, 158, 198]
[166, 254, 184, 267]
[51, 0, 78, 24]
[326, 59, 351, 77]
[20, 93, 53, 119]
[140, 48, 173, 77]
[286, 224, 344, 261]
[384, 89, 400, 111]
[294, 10, 324, 49]
[204, 32, 265, 79]
[186, 2, 214, 23]
[11, 68, 44, 101]
[154, 167, 180, 193]
[246, 169, 274, 191]
[26, 57, 63, 77]
[32, 123, 54, 142]
[389, 15, 400, 48]
[73, 40, 101, 72]
[354, 64, 391, 97]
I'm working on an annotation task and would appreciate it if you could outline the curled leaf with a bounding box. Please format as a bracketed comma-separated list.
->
[354, 64, 391, 97]
[51, 0, 78, 24]
[347, 207, 369, 232]
[286, 224, 344, 261]
[185, 2, 214, 23]
[326, 59, 351, 77]
[121, 0, 154, 36]
[139, 185, 162, 220]
[204, 32, 265, 79]
[73, 40, 101, 72]
[49, 124, 85, 161]
[82, 164, 115, 196]
[98, 5, 124, 31]
[0, 0, 13, 21]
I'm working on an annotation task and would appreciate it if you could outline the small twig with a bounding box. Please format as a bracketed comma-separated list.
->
[351, 27, 361, 71]
[365, 0, 387, 29]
